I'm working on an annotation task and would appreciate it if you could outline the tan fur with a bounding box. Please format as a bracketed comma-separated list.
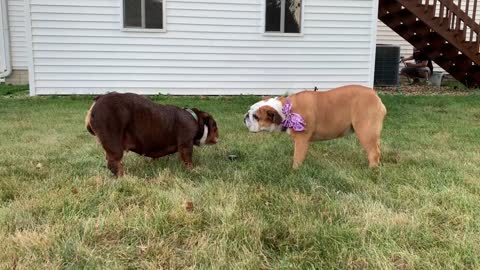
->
[260, 85, 386, 168]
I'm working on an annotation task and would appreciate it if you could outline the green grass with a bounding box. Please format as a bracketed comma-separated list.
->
[0, 84, 29, 96]
[1, 88, 480, 269]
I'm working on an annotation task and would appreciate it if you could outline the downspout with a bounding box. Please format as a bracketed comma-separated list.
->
[368, 0, 379, 88]
[0, 0, 12, 78]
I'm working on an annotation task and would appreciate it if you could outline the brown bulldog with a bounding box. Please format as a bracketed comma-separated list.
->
[244, 85, 387, 168]
[85, 92, 219, 176]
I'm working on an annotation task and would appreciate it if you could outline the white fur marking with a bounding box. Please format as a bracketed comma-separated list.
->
[200, 125, 208, 145]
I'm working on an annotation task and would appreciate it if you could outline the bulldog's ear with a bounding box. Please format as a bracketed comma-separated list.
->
[205, 114, 216, 129]
[267, 109, 282, 125]
[196, 112, 219, 144]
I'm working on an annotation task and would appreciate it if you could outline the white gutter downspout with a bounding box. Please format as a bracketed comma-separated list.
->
[0, 0, 12, 78]
[368, 0, 379, 88]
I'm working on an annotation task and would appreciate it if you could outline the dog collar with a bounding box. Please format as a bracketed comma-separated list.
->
[281, 98, 306, 132]
[184, 108, 198, 121]
[184, 108, 206, 144]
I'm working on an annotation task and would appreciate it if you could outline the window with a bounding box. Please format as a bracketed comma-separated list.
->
[124, 0, 164, 29]
[265, 0, 302, 33]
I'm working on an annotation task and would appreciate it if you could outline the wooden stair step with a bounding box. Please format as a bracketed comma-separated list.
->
[378, 0, 480, 87]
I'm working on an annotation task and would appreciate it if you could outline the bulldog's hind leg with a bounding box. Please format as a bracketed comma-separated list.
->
[352, 97, 386, 168]
[106, 150, 124, 177]
[353, 118, 384, 168]
[97, 134, 125, 176]
[357, 133, 381, 167]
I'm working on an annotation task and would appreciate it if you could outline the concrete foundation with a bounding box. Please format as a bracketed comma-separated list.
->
[5, 69, 29, 85]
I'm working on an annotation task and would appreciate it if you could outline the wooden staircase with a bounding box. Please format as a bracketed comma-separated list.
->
[379, 0, 480, 87]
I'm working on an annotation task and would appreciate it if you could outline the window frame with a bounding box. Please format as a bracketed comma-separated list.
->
[262, 0, 305, 36]
[120, 0, 167, 32]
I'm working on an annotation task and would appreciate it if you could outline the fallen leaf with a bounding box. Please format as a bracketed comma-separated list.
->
[183, 201, 194, 212]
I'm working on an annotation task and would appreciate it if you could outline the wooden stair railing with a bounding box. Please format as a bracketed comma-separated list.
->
[379, 0, 480, 86]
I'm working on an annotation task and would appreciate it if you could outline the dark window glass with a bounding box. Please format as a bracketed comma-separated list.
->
[265, 0, 301, 33]
[124, 0, 141, 27]
[146, 0, 163, 29]
[266, 0, 281, 32]
[285, 0, 301, 33]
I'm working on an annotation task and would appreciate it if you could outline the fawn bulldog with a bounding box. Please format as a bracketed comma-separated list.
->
[244, 85, 387, 168]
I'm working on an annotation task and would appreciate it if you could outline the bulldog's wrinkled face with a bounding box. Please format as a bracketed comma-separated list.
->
[244, 98, 284, 132]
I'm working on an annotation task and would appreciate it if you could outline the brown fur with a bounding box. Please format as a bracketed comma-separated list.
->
[85, 92, 219, 176]
[256, 106, 282, 129]
[256, 85, 386, 168]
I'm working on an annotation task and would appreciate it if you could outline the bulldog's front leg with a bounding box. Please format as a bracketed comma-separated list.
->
[178, 142, 194, 170]
[292, 134, 310, 169]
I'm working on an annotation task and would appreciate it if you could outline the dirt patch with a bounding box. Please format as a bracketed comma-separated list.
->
[375, 85, 476, 96]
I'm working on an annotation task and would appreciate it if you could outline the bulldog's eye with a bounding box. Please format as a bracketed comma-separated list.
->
[253, 114, 259, 120]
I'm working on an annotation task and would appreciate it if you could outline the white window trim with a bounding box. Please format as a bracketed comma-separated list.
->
[261, 0, 305, 37]
[120, 0, 167, 32]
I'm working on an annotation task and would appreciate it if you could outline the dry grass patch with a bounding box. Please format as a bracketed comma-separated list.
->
[1, 88, 480, 268]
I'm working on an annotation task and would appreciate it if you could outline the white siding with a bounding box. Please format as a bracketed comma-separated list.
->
[7, 0, 27, 69]
[28, 0, 377, 95]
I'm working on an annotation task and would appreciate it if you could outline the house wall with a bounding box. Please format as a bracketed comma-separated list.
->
[26, 0, 378, 95]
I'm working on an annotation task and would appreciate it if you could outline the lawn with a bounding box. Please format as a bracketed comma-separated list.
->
[0, 85, 480, 269]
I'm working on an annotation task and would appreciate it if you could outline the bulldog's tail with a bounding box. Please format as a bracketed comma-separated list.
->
[85, 103, 95, 135]
[86, 122, 95, 135]
[85, 96, 100, 136]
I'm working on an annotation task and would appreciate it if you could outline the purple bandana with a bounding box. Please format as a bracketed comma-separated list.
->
[281, 98, 306, 132]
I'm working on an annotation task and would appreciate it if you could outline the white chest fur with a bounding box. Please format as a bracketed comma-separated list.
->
[200, 125, 208, 145]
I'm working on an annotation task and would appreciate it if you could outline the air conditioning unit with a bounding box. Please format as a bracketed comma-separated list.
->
[374, 44, 400, 86]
